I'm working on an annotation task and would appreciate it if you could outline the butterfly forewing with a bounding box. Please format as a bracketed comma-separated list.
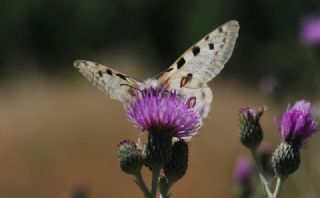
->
[74, 60, 141, 103]
[157, 20, 239, 120]
[159, 20, 239, 84]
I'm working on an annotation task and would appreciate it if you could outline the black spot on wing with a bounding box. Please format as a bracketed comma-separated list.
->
[205, 35, 210, 40]
[98, 71, 103, 77]
[166, 67, 174, 72]
[116, 73, 127, 80]
[192, 46, 200, 56]
[218, 27, 223, 33]
[187, 73, 193, 79]
[106, 69, 113, 75]
[177, 58, 186, 69]
[209, 43, 214, 50]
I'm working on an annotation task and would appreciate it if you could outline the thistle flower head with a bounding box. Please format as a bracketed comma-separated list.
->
[240, 106, 265, 121]
[235, 156, 252, 184]
[239, 107, 265, 150]
[127, 85, 201, 140]
[301, 14, 320, 46]
[277, 99, 317, 147]
[240, 107, 258, 120]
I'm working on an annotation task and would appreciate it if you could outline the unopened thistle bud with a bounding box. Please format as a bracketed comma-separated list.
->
[164, 140, 189, 182]
[118, 139, 143, 175]
[257, 143, 274, 177]
[70, 183, 88, 198]
[272, 99, 317, 178]
[239, 107, 264, 150]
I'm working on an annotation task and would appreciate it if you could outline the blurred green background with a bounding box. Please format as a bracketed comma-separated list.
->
[1, 0, 320, 98]
[0, 0, 320, 197]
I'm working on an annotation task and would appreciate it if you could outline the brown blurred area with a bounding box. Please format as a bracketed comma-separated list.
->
[1, 0, 320, 196]
[2, 72, 317, 198]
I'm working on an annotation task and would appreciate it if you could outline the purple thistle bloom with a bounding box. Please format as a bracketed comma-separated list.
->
[126, 85, 201, 140]
[277, 99, 318, 147]
[235, 156, 252, 183]
[240, 107, 256, 119]
[240, 106, 265, 122]
[300, 14, 320, 46]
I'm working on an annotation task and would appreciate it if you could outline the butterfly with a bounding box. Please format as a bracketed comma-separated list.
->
[74, 20, 239, 120]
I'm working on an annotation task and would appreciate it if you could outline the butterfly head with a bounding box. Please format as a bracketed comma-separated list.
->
[141, 79, 161, 89]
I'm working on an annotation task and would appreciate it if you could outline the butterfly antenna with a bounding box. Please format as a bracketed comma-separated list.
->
[120, 83, 143, 94]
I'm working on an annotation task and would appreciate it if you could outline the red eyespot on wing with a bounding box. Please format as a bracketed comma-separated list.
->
[180, 76, 188, 88]
[163, 77, 170, 89]
[128, 88, 136, 97]
[187, 97, 197, 108]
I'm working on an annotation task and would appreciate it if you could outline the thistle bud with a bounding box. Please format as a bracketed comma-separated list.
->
[70, 183, 88, 198]
[163, 140, 188, 182]
[257, 143, 274, 177]
[239, 107, 264, 150]
[118, 139, 143, 175]
[272, 142, 300, 178]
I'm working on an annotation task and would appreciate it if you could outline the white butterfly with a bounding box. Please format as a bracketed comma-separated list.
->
[74, 20, 239, 120]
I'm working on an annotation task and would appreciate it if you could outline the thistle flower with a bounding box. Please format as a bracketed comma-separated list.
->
[127, 86, 201, 140]
[235, 157, 252, 184]
[127, 85, 201, 168]
[300, 14, 320, 46]
[272, 99, 318, 178]
[118, 139, 143, 175]
[239, 107, 264, 150]
[234, 157, 252, 198]
[277, 99, 317, 147]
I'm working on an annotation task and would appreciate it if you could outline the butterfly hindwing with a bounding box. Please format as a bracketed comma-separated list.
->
[169, 75, 213, 119]
[74, 60, 141, 103]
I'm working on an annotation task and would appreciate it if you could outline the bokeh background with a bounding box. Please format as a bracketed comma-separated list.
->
[1, 0, 320, 197]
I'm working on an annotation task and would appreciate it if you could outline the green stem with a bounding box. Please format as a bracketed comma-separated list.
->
[251, 149, 273, 198]
[273, 177, 284, 198]
[135, 172, 150, 197]
[159, 180, 173, 198]
[150, 167, 161, 198]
